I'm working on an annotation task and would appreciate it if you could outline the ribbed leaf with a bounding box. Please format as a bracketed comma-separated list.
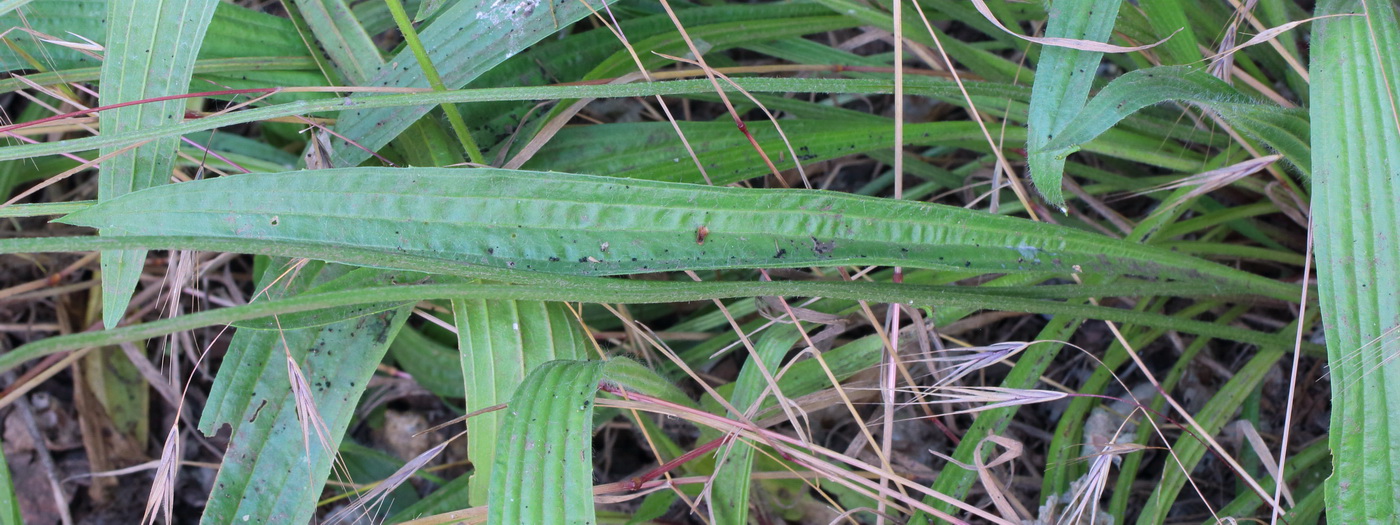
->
[57, 167, 1297, 300]
[198, 306, 411, 523]
[324, 0, 619, 168]
[487, 357, 684, 524]
[0, 2, 323, 101]
[1310, 0, 1400, 519]
[488, 360, 606, 525]
[289, 0, 381, 84]
[1026, 0, 1123, 207]
[95, 0, 218, 327]
[454, 299, 591, 505]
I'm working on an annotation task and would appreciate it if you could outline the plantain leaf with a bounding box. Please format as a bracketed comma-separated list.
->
[57, 167, 1297, 300]
[487, 360, 606, 524]
[1026, 0, 1124, 208]
[487, 357, 683, 524]
[289, 0, 382, 85]
[196, 276, 411, 525]
[95, 0, 219, 327]
[454, 298, 592, 505]
[1309, 0, 1400, 520]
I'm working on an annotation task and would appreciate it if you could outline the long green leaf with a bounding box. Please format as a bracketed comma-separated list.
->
[1040, 65, 1311, 176]
[0, 77, 1005, 162]
[1026, 0, 1123, 208]
[55, 167, 1296, 300]
[95, 0, 218, 327]
[713, 325, 801, 524]
[454, 299, 591, 505]
[1310, 0, 1400, 520]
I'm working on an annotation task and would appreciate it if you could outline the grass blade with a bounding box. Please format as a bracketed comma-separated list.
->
[1309, 0, 1400, 520]
[324, 0, 619, 168]
[1040, 65, 1311, 176]
[95, 0, 218, 327]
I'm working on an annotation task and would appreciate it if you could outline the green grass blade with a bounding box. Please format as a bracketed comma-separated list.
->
[1134, 347, 1285, 524]
[1310, 0, 1400, 519]
[55, 167, 1297, 300]
[0, 263, 1316, 378]
[95, 0, 219, 327]
[0, 438, 19, 525]
[1026, 0, 1124, 208]
[388, 325, 465, 398]
[324, 0, 618, 168]
[1040, 65, 1311, 176]
[713, 325, 801, 524]
[0, 77, 995, 161]
[454, 299, 592, 505]
[0, 0, 30, 16]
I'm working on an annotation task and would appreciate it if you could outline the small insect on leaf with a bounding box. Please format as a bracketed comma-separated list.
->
[696, 225, 709, 244]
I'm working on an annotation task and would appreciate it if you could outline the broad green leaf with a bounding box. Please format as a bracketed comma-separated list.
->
[486, 357, 678, 524]
[1026, 0, 1123, 208]
[1039, 65, 1311, 176]
[57, 167, 1297, 300]
[454, 299, 592, 505]
[290, 0, 381, 85]
[487, 360, 607, 525]
[1310, 0, 1400, 520]
[95, 0, 219, 327]
[713, 325, 800, 525]
[324, 0, 620, 168]
[199, 306, 411, 524]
